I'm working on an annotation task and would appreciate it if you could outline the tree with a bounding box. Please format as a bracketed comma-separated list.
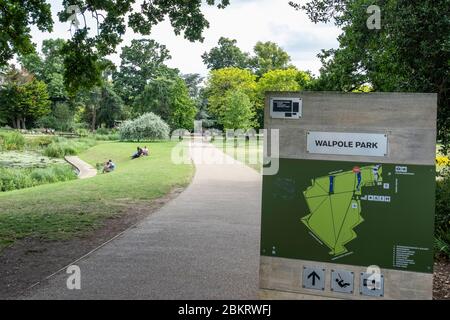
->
[1, 0, 231, 92]
[134, 76, 197, 130]
[204, 67, 257, 121]
[77, 82, 124, 130]
[0, 67, 50, 129]
[290, 0, 450, 152]
[0, 0, 52, 66]
[182, 73, 204, 100]
[202, 37, 250, 70]
[20, 39, 68, 102]
[119, 112, 170, 141]
[113, 39, 173, 106]
[221, 90, 255, 130]
[251, 41, 292, 77]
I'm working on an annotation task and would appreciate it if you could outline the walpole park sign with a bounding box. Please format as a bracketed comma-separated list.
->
[260, 92, 437, 300]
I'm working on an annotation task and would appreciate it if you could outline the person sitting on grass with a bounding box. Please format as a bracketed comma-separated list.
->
[103, 160, 116, 173]
[142, 146, 149, 156]
[131, 147, 143, 159]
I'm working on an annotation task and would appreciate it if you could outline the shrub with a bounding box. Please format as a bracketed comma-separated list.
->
[25, 135, 55, 150]
[435, 172, 450, 259]
[0, 165, 77, 192]
[42, 138, 96, 158]
[0, 131, 25, 151]
[119, 113, 170, 141]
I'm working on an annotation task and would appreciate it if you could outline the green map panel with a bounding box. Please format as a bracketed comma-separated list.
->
[261, 158, 435, 273]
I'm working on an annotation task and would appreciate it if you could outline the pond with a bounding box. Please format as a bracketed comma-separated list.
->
[0, 151, 67, 168]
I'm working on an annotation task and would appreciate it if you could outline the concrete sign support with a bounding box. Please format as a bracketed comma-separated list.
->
[260, 92, 437, 300]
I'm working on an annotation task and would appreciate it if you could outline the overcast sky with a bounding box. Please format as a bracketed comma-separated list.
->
[30, 0, 341, 77]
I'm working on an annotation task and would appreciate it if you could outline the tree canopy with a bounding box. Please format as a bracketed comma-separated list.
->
[291, 0, 450, 152]
[201, 37, 250, 70]
[204, 67, 257, 123]
[0, 67, 50, 129]
[0, 0, 231, 93]
[250, 41, 292, 77]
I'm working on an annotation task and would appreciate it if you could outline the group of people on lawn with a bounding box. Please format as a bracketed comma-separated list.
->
[102, 146, 149, 173]
[131, 146, 149, 159]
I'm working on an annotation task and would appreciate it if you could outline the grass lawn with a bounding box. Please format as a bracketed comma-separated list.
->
[0, 141, 194, 250]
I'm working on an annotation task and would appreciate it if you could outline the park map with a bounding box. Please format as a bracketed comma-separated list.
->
[301, 165, 383, 256]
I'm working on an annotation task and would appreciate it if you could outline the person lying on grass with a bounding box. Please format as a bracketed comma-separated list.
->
[131, 146, 149, 159]
[131, 146, 143, 159]
[103, 160, 116, 173]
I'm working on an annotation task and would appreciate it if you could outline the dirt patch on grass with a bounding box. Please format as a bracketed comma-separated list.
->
[434, 259, 450, 300]
[0, 187, 185, 300]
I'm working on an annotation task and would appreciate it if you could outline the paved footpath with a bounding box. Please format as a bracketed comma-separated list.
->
[23, 141, 262, 299]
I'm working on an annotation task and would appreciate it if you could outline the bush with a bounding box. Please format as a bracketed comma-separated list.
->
[0, 165, 77, 192]
[0, 131, 25, 151]
[93, 133, 120, 141]
[119, 113, 170, 141]
[42, 137, 96, 158]
[25, 135, 55, 150]
[435, 173, 450, 259]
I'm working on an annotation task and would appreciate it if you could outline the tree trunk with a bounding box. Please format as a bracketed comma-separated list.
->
[91, 106, 96, 132]
[21, 118, 26, 130]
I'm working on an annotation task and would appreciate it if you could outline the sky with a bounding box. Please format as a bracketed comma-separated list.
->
[30, 0, 342, 77]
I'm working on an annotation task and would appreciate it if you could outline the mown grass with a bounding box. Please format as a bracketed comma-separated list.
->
[0, 141, 194, 250]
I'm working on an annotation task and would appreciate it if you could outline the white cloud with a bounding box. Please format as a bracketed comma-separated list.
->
[30, 0, 341, 77]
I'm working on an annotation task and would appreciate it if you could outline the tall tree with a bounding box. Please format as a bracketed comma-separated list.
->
[0, 66, 50, 129]
[0, 1, 230, 92]
[221, 89, 255, 130]
[290, 0, 450, 152]
[134, 76, 197, 130]
[20, 39, 68, 102]
[113, 39, 173, 106]
[202, 37, 250, 70]
[251, 41, 292, 77]
[204, 67, 257, 122]
[80, 82, 124, 130]
[0, 0, 52, 65]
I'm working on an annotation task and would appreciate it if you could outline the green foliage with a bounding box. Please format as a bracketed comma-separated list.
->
[0, 67, 51, 129]
[119, 113, 170, 141]
[55, 1, 230, 93]
[0, 165, 76, 192]
[113, 39, 173, 106]
[36, 103, 74, 131]
[0, 131, 25, 151]
[295, 0, 450, 153]
[202, 37, 250, 70]
[78, 82, 125, 130]
[256, 68, 311, 97]
[0, 0, 52, 66]
[20, 39, 68, 101]
[42, 137, 96, 158]
[251, 41, 292, 76]
[205, 67, 257, 121]
[220, 90, 255, 130]
[25, 135, 54, 150]
[436, 174, 450, 258]
[133, 76, 197, 130]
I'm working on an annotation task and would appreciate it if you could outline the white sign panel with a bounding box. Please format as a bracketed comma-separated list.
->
[307, 131, 388, 157]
